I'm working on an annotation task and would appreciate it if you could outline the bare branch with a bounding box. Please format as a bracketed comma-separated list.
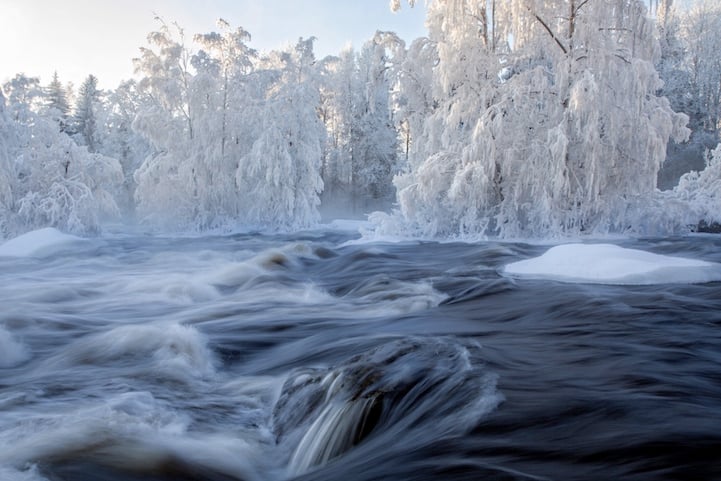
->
[528, 7, 569, 55]
[576, 0, 592, 14]
[614, 54, 631, 65]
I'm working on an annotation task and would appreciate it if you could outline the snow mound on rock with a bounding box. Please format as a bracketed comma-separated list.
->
[502, 243, 721, 285]
[0, 228, 84, 258]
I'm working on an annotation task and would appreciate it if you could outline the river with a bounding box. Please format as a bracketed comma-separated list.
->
[1, 226, 720, 480]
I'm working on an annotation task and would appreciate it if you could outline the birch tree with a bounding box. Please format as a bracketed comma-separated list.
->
[190, 19, 257, 227]
[374, 0, 690, 239]
[132, 19, 203, 230]
[236, 39, 325, 230]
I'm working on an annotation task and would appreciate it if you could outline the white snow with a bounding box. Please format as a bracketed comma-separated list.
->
[0, 228, 84, 258]
[502, 243, 721, 285]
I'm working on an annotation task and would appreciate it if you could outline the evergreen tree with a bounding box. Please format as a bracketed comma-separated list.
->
[45, 71, 70, 131]
[72, 74, 100, 152]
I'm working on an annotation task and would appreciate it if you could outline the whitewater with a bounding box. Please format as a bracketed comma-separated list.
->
[1, 226, 720, 481]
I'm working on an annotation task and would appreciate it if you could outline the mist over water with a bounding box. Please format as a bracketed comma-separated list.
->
[1, 228, 720, 481]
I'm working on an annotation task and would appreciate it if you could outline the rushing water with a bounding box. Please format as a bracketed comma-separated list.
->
[1, 226, 720, 481]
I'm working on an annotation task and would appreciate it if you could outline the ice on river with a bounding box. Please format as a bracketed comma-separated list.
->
[502, 243, 721, 285]
[0, 228, 85, 258]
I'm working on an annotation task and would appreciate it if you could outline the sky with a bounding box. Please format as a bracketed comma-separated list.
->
[0, 0, 428, 90]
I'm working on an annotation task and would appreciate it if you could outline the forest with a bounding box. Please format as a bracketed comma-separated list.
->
[1, 0, 720, 240]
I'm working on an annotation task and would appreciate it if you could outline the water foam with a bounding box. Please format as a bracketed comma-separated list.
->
[44, 323, 216, 381]
[105, 272, 222, 305]
[0, 385, 279, 481]
[342, 277, 448, 314]
[0, 465, 49, 481]
[0, 391, 187, 468]
[107, 244, 330, 307]
[0, 327, 30, 368]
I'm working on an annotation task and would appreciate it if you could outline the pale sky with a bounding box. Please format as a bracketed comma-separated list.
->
[0, 0, 427, 90]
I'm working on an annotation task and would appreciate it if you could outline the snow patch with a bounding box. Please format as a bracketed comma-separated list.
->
[502, 243, 721, 285]
[0, 228, 84, 258]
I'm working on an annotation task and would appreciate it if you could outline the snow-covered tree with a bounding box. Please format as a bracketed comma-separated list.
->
[318, 32, 401, 215]
[133, 20, 325, 232]
[45, 71, 71, 131]
[682, 1, 721, 133]
[133, 18, 266, 231]
[372, 0, 690, 239]
[393, 36, 436, 164]
[193, 19, 256, 159]
[317, 49, 354, 203]
[132, 19, 204, 230]
[97, 80, 152, 216]
[134, 19, 196, 143]
[0, 76, 123, 236]
[14, 119, 124, 234]
[673, 143, 721, 229]
[0, 90, 17, 238]
[189, 19, 258, 228]
[653, 0, 721, 189]
[351, 33, 401, 207]
[71, 74, 101, 152]
[236, 38, 325, 230]
[2, 74, 43, 124]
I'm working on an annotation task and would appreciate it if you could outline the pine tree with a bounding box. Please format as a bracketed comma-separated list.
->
[45, 71, 70, 131]
[72, 74, 100, 152]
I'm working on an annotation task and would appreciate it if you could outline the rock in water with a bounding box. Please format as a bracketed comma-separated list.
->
[271, 337, 503, 475]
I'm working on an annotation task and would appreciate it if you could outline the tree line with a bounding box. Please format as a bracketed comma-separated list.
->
[1, 0, 720, 239]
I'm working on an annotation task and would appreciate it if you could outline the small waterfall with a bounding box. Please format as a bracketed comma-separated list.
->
[274, 337, 502, 476]
[288, 395, 381, 473]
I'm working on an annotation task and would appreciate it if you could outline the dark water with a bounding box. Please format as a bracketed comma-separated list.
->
[1, 227, 720, 481]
